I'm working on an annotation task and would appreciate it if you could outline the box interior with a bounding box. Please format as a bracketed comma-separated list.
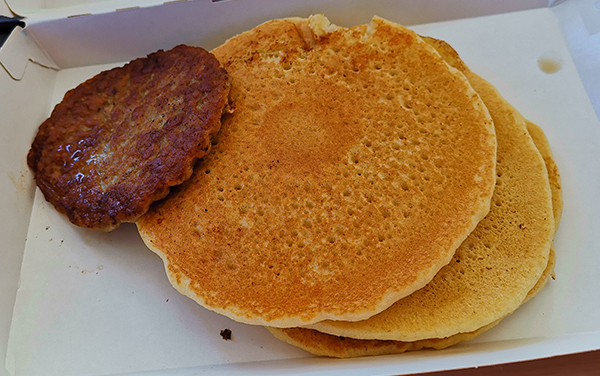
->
[2, 1, 600, 375]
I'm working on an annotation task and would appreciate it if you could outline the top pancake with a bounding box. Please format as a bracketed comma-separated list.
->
[136, 15, 497, 327]
[27, 45, 230, 231]
[305, 36, 555, 341]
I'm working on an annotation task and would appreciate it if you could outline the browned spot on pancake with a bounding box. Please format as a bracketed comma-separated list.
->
[261, 81, 360, 174]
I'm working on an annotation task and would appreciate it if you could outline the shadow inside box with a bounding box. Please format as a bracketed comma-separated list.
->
[0, 15, 25, 47]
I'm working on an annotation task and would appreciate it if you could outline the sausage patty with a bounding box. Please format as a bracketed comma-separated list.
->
[27, 45, 230, 230]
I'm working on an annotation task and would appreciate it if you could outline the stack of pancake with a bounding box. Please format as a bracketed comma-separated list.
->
[136, 15, 561, 357]
[29, 13, 561, 358]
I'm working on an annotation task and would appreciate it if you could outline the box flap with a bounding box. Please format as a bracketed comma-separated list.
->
[19, 0, 551, 71]
[0, 26, 58, 80]
[7, 0, 551, 26]
[5, 0, 188, 18]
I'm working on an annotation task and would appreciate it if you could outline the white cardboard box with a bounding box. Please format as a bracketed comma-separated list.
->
[2, 1, 600, 375]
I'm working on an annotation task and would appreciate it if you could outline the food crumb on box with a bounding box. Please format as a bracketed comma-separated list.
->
[220, 328, 232, 340]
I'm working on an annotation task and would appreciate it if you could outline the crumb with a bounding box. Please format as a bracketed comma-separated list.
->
[220, 328, 232, 340]
[166, 299, 169, 302]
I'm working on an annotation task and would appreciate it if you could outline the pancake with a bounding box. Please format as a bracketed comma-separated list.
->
[527, 120, 563, 230]
[136, 16, 497, 327]
[267, 118, 561, 357]
[266, 246, 556, 358]
[527, 121, 561, 280]
[303, 37, 555, 341]
[27, 45, 230, 231]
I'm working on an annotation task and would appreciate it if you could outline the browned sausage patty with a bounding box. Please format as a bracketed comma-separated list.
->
[27, 45, 230, 231]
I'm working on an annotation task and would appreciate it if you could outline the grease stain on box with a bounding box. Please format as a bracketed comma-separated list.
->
[538, 57, 562, 74]
[7, 167, 31, 201]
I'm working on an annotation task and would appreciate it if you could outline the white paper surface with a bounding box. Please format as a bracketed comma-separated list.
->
[0, 1, 12, 16]
[550, 0, 600, 120]
[0, 42, 57, 376]
[6, 7, 600, 376]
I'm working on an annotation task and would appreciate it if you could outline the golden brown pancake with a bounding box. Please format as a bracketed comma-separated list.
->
[267, 246, 556, 358]
[27, 45, 230, 231]
[267, 121, 561, 356]
[526, 120, 563, 230]
[304, 36, 555, 341]
[136, 16, 497, 327]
